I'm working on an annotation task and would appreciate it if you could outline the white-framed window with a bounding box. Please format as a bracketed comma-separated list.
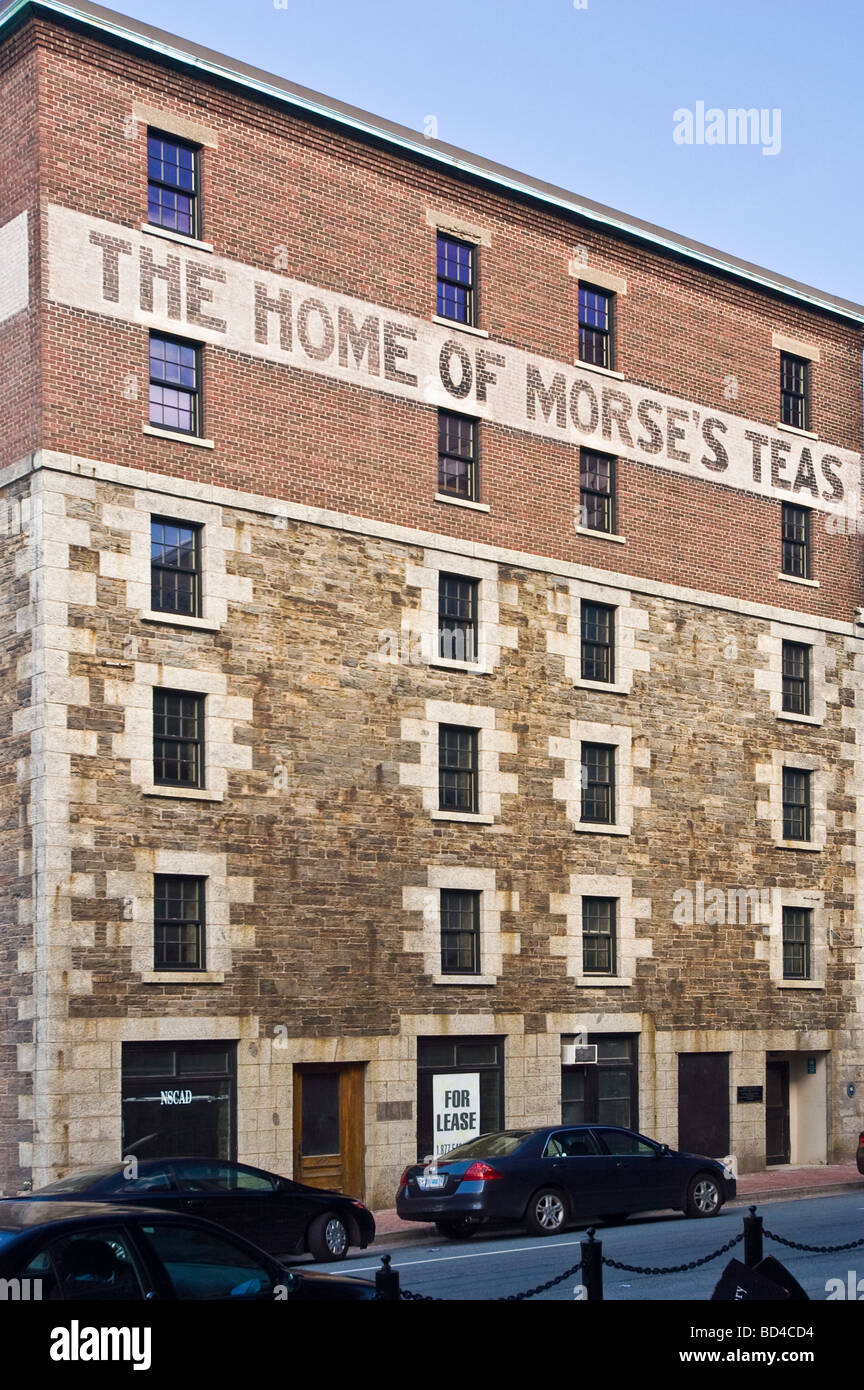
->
[546, 578, 648, 694]
[755, 621, 833, 726]
[754, 888, 826, 990]
[397, 550, 517, 674]
[550, 720, 649, 836]
[549, 875, 652, 987]
[756, 750, 828, 852]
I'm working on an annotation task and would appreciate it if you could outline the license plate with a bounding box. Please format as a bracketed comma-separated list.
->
[417, 1175, 446, 1191]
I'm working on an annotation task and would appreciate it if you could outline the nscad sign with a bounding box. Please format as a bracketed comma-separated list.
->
[43, 205, 861, 520]
[432, 1072, 481, 1157]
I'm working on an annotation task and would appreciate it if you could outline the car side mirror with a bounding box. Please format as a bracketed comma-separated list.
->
[659, 1143, 670, 1156]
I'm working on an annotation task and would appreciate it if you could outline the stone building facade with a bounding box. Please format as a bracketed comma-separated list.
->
[1, 0, 863, 1207]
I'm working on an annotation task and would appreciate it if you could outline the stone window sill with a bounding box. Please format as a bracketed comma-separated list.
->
[576, 977, 632, 988]
[432, 315, 489, 339]
[574, 823, 630, 836]
[140, 223, 214, 254]
[775, 422, 819, 441]
[777, 573, 819, 588]
[776, 712, 821, 726]
[573, 678, 630, 695]
[144, 426, 215, 449]
[434, 493, 491, 513]
[775, 980, 823, 990]
[429, 658, 489, 675]
[142, 785, 224, 803]
[773, 840, 822, 853]
[142, 970, 224, 984]
[433, 974, 496, 986]
[575, 525, 626, 544]
[573, 360, 625, 382]
[141, 610, 221, 632]
[431, 811, 495, 824]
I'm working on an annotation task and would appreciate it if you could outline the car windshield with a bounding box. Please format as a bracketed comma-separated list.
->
[436, 1132, 533, 1161]
[34, 1166, 121, 1194]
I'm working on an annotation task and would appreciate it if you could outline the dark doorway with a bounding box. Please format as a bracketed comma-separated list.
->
[416, 1037, 504, 1162]
[766, 1058, 791, 1165]
[677, 1053, 730, 1157]
[121, 1041, 237, 1160]
[293, 1064, 365, 1199]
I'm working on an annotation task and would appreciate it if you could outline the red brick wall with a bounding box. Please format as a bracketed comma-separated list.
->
[26, 15, 864, 619]
[0, 27, 41, 469]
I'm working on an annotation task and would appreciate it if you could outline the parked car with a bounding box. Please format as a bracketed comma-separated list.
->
[26, 1158, 374, 1262]
[857, 1131, 864, 1176]
[397, 1125, 736, 1238]
[0, 1200, 376, 1300]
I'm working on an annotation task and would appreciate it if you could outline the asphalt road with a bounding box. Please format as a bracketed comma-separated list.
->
[316, 1192, 864, 1300]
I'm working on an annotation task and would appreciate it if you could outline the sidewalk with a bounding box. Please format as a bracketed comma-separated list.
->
[371, 1162, 862, 1247]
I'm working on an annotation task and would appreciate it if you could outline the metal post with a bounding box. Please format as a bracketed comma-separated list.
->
[743, 1205, 763, 1268]
[581, 1227, 604, 1301]
[375, 1252, 401, 1301]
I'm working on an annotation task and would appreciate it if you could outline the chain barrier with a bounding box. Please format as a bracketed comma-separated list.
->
[379, 1207, 864, 1301]
[601, 1231, 743, 1277]
[764, 1227, 864, 1255]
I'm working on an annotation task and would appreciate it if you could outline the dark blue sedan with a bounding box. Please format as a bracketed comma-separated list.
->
[397, 1125, 736, 1239]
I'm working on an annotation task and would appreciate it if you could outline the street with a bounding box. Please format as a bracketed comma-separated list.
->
[316, 1192, 864, 1300]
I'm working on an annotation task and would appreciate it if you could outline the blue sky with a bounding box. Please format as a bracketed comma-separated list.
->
[112, 0, 863, 304]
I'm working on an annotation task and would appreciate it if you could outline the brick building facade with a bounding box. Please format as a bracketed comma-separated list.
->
[1, 0, 863, 1207]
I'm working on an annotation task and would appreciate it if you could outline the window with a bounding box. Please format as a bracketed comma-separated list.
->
[562, 1034, 638, 1128]
[151, 518, 202, 616]
[581, 602, 615, 683]
[437, 234, 476, 325]
[438, 725, 478, 813]
[149, 333, 201, 436]
[781, 502, 810, 578]
[440, 889, 480, 974]
[582, 897, 616, 975]
[781, 641, 810, 716]
[438, 411, 477, 500]
[439, 574, 478, 663]
[782, 906, 811, 980]
[782, 767, 811, 841]
[578, 284, 613, 369]
[780, 352, 808, 431]
[581, 743, 615, 824]
[579, 450, 615, 533]
[137, 1223, 274, 1300]
[154, 875, 205, 970]
[153, 689, 204, 787]
[147, 130, 199, 238]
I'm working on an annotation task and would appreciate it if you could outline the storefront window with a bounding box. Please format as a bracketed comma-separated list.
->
[562, 1034, 638, 1130]
[121, 1042, 237, 1160]
[416, 1037, 504, 1162]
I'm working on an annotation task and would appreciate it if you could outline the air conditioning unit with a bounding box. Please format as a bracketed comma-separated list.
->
[561, 1041, 598, 1065]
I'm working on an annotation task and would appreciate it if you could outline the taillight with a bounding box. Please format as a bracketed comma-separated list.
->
[463, 1161, 503, 1181]
[399, 1169, 409, 1188]
[858, 1133, 864, 1147]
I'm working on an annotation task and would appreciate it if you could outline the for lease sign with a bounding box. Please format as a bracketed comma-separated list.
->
[44, 205, 862, 519]
[432, 1072, 481, 1157]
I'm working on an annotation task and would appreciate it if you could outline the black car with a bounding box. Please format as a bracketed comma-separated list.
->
[397, 1125, 736, 1238]
[857, 1130, 864, 1176]
[0, 1201, 376, 1300]
[26, 1158, 374, 1262]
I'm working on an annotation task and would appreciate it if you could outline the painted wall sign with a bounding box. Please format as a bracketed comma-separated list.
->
[432, 1072, 481, 1156]
[45, 205, 861, 519]
[0, 211, 29, 325]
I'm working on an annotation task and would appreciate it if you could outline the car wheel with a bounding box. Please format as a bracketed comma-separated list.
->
[524, 1187, 568, 1237]
[686, 1173, 722, 1218]
[307, 1212, 351, 1261]
[434, 1219, 478, 1240]
[600, 1212, 629, 1225]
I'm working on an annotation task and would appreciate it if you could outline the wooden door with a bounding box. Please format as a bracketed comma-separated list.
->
[677, 1053, 730, 1157]
[293, 1064, 365, 1200]
[766, 1059, 790, 1165]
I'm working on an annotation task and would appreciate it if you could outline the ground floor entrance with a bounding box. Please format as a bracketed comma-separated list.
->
[292, 1063, 366, 1199]
[677, 1052, 730, 1159]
